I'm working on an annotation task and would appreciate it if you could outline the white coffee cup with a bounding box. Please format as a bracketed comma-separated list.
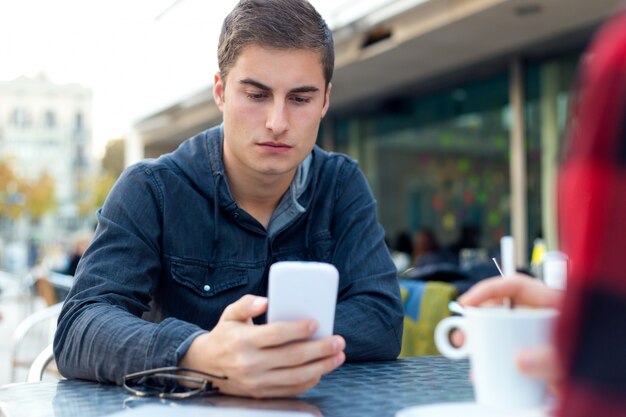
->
[435, 306, 558, 410]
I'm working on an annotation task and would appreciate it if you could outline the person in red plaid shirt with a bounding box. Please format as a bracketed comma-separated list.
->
[459, 7, 626, 417]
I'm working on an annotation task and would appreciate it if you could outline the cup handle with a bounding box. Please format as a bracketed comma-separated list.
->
[434, 316, 469, 359]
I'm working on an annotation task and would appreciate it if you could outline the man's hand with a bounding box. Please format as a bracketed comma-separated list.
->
[179, 294, 345, 398]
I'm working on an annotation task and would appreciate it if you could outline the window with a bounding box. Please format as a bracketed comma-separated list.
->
[75, 112, 83, 131]
[45, 110, 57, 128]
[11, 107, 31, 128]
[332, 73, 511, 255]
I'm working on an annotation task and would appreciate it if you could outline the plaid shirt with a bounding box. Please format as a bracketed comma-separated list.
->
[557, 9, 626, 417]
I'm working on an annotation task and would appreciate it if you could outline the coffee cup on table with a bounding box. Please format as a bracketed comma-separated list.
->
[435, 306, 558, 410]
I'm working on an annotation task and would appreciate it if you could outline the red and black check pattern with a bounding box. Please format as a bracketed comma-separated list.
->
[557, 8, 626, 417]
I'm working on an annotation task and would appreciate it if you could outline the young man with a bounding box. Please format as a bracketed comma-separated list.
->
[54, 0, 403, 398]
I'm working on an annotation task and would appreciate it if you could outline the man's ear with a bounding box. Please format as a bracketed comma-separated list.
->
[213, 72, 225, 111]
[321, 82, 332, 118]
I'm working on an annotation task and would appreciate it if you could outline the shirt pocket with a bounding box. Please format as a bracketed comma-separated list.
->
[170, 259, 248, 298]
[308, 230, 336, 262]
[274, 230, 336, 263]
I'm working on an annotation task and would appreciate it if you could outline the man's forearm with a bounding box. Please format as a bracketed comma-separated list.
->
[54, 303, 203, 384]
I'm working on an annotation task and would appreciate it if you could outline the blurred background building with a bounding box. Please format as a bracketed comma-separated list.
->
[129, 0, 622, 267]
[0, 74, 94, 272]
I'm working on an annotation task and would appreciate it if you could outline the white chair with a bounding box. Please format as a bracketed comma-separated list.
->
[27, 344, 56, 382]
[10, 302, 62, 382]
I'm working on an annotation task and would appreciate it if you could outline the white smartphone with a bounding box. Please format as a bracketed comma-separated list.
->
[267, 261, 339, 340]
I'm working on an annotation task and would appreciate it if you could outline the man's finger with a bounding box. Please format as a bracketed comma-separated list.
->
[213, 351, 344, 398]
[243, 351, 345, 398]
[247, 320, 318, 348]
[264, 351, 344, 386]
[261, 335, 345, 368]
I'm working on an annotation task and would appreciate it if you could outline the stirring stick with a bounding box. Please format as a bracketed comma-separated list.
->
[492, 257, 505, 277]
[493, 255, 515, 309]
[492, 257, 513, 308]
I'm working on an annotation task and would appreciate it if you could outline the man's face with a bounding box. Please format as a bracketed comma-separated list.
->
[213, 45, 331, 183]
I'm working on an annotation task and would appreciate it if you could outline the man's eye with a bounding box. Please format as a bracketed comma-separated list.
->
[246, 92, 267, 100]
[290, 96, 311, 104]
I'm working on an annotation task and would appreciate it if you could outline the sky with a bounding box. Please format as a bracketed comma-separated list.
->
[0, 0, 386, 157]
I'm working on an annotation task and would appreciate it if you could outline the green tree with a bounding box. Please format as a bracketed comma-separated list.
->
[0, 159, 56, 223]
[76, 173, 116, 216]
[0, 159, 26, 220]
[75, 137, 125, 217]
[23, 172, 56, 220]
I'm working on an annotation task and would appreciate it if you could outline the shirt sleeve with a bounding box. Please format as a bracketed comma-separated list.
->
[53, 164, 204, 384]
[330, 161, 404, 361]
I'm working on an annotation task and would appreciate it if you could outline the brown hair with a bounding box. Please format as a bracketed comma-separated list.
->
[218, 0, 334, 87]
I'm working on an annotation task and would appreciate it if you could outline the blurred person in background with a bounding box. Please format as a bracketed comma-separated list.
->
[411, 228, 449, 267]
[448, 223, 480, 261]
[460, 7, 626, 416]
[54, 0, 403, 399]
[390, 230, 413, 272]
[39, 240, 69, 272]
[49, 231, 93, 302]
[27, 238, 40, 268]
[64, 232, 92, 277]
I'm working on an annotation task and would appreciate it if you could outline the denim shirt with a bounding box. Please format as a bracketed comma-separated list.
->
[53, 125, 403, 384]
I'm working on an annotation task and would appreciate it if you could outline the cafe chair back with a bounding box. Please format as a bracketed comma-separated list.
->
[27, 344, 57, 382]
[10, 302, 62, 382]
[399, 280, 458, 356]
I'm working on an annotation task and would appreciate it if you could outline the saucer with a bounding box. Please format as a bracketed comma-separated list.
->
[396, 402, 549, 417]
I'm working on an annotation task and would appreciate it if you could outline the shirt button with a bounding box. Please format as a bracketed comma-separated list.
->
[233, 213, 240, 219]
[203, 285, 211, 292]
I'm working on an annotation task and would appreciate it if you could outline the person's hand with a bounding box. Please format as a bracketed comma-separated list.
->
[458, 274, 562, 309]
[515, 344, 561, 385]
[179, 294, 345, 398]
[456, 275, 563, 389]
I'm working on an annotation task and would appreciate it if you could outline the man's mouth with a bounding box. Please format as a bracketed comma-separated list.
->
[258, 141, 291, 148]
[257, 141, 293, 153]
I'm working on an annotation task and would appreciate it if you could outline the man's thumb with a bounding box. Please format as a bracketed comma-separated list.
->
[221, 295, 268, 322]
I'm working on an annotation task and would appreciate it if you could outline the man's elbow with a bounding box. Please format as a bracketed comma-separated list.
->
[346, 315, 403, 362]
[386, 313, 404, 359]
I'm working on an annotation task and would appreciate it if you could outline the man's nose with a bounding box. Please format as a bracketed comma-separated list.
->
[265, 101, 289, 135]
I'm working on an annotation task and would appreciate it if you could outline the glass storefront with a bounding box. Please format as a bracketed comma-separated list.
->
[332, 74, 511, 257]
[328, 53, 581, 265]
